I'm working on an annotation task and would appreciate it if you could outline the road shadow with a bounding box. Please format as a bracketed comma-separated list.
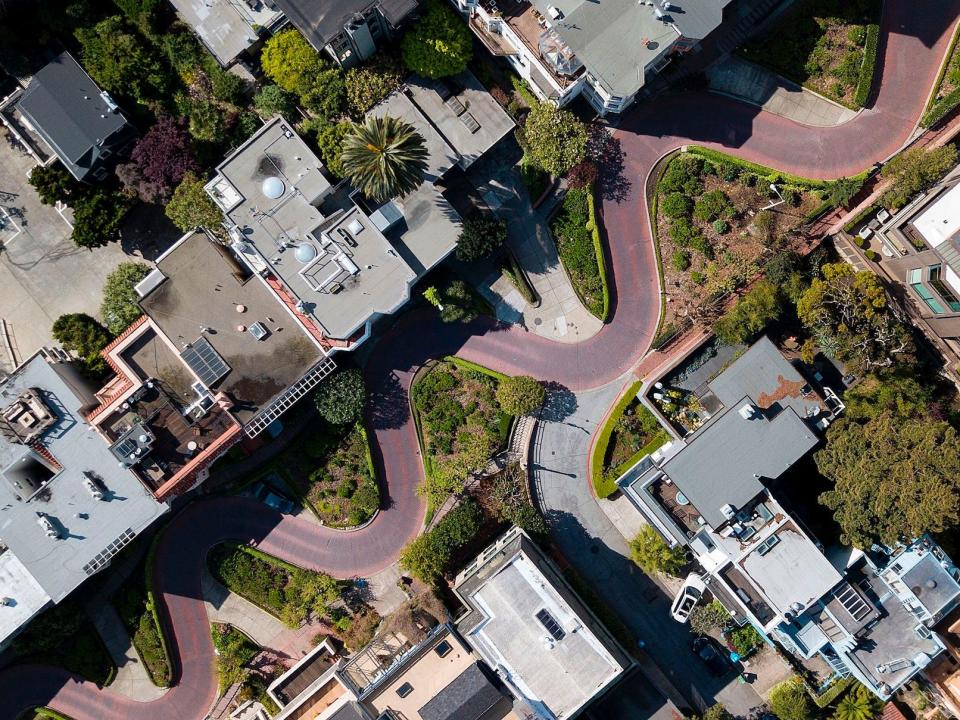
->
[540, 382, 579, 423]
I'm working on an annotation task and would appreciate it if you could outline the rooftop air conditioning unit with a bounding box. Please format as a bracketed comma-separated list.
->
[720, 504, 736, 520]
[248, 322, 269, 341]
[738, 403, 759, 420]
[83, 477, 105, 501]
[37, 513, 59, 539]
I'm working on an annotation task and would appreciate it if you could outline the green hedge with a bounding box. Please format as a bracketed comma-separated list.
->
[812, 676, 854, 708]
[143, 529, 174, 686]
[842, 203, 878, 233]
[444, 355, 509, 381]
[586, 188, 611, 322]
[685, 147, 834, 189]
[591, 380, 644, 498]
[611, 430, 671, 479]
[853, 24, 880, 108]
[20, 709, 74, 720]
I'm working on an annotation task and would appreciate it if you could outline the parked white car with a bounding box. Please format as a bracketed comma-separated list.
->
[671, 573, 707, 623]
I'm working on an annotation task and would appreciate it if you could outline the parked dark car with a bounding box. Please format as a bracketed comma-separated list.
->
[691, 636, 731, 677]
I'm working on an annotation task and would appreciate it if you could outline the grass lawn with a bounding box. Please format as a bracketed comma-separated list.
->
[551, 186, 607, 320]
[207, 543, 343, 628]
[654, 152, 821, 332]
[8, 599, 115, 686]
[740, 0, 881, 108]
[412, 360, 511, 504]
[112, 558, 172, 687]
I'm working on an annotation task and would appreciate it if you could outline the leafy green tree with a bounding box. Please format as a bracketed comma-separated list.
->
[71, 190, 132, 249]
[713, 280, 782, 344]
[881, 144, 958, 209]
[399, 498, 483, 583]
[456, 212, 507, 262]
[797, 263, 912, 373]
[75, 16, 167, 102]
[165, 172, 223, 233]
[260, 29, 322, 93]
[688, 601, 731, 637]
[423, 286, 442, 309]
[439, 280, 481, 323]
[345, 56, 404, 117]
[841, 371, 932, 422]
[522, 103, 588, 176]
[211, 624, 257, 688]
[52, 313, 112, 377]
[300, 118, 351, 177]
[629, 525, 686, 576]
[769, 678, 815, 720]
[817, 414, 960, 547]
[101, 262, 151, 334]
[496, 375, 545, 416]
[827, 177, 862, 208]
[833, 684, 882, 720]
[314, 368, 366, 425]
[29, 164, 79, 206]
[254, 84, 298, 118]
[341, 115, 428, 201]
[765, 251, 801, 287]
[113, 0, 163, 35]
[298, 65, 346, 121]
[400, 0, 472, 79]
[701, 704, 734, 720]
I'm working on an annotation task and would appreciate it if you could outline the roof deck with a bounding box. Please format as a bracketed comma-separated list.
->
[140, 231, 323, 424]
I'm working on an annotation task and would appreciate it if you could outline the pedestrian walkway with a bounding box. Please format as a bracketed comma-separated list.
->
[86, 602, 167, 701]
[707, 56, 857, 127]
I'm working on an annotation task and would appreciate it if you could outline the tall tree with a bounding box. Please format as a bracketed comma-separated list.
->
[400, 0, 472, 79]
[341, 115, 428, 201]
[165, 172, 223, 233]
[769, 679, 814, 720]
[522, 103, 588, 176]
[629, 525, 686, 576]
[833, 684, 882, 720]
[51, 313, 112, 378]
[117, 116, 198, 203]
[75, 16, 167, 102]
[496, 376, 545, 416]
[71, 190, 131, 249]
[314, 368, 366, 425]
[713, 280, 782, 345]
[28, 164, 79, 206]
[797, 263, 912, 373]
[817, 414, 960, 547]
[455, 212, 507, 262]
[260, 29, 322, 93]
[101, 262, 151, 335]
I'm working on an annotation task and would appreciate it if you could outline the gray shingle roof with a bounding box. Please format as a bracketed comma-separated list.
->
[418, 663, 505, 720]
[16, 52, 131, 180]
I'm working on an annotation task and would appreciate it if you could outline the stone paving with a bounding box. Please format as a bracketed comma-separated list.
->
[707, 56, 858, 128]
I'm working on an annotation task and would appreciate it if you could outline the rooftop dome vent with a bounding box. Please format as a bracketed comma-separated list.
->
[295, 243, 318, 263]
[261, 176, 285, 199]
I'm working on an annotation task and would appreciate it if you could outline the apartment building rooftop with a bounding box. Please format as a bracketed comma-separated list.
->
[0, 547, 50, 646]
[455, 527, 630, 719]
[139, 230, 323, 424]
[167, 0, 283, 66]
[0, 355, 166, 611]
[274, 0, 418, 49]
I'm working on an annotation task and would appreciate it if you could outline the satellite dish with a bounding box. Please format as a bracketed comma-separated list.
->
[262, 176, 285, 199]
[295, 243, 318, 263]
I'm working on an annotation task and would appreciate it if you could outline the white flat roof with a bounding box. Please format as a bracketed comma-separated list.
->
[914, 181, 960, 248]
[0, 549, 50, 646]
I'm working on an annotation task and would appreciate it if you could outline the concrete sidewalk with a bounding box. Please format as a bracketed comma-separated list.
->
[707, 56, 857, 127]
[86, 602, 168, 701]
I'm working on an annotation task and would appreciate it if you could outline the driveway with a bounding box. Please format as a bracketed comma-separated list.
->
[0, 146, 135, 371]
[531, 380, 765, 716]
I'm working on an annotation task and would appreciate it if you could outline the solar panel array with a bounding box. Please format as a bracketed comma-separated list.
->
[181, 337, 231, 387]
[535, 608, 565, 641]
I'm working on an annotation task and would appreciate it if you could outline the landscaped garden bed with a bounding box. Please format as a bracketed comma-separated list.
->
[739, 0, 881, 108]
[411, 359, 513, 506]
[653, 150, 823, 332]
[550, 185, 609, 320]
[112, 548, 172, 687]
[922, 23, 960, 127]
[590, 380, 671, 499]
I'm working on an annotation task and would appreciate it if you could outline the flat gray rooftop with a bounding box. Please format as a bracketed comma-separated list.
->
[167, 0, 281, 65]
[740, 522, 842, 617]
[457, 537, 625, 718]
[404, 72, 515, 170]
[662, 399, 819, 529]
[0, 356, 166, 602]
[141, 231, 322, 423]
[370, 90, 459, 182]
[0, 548, 50, 645]
[901, 552, 960, 620]
[708, 336, 824, 420]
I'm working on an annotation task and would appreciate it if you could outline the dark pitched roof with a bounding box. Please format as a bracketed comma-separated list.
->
[272, 0, 417, 49]
[417, 663, 506, 720]
[16, 52, 131, 180]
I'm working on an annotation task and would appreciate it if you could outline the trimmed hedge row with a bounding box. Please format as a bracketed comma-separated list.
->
[853, 24, 880, 108]
[586, 188, 612, 322]
[812, 676, 855, 708]
[685, 146, 833, 189]
[143, 530, 175, 686]
[443, 355, 509, 382]
[590, 380, 644, 498]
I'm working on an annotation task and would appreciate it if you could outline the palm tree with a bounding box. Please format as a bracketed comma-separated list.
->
[833, 684, 881, 720]
[341, 115, 429, 202]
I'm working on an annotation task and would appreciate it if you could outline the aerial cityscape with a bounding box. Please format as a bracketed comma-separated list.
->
[1, 1, 960, 719]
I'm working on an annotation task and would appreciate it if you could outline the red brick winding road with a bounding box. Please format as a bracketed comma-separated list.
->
[3, 2, 959, 716]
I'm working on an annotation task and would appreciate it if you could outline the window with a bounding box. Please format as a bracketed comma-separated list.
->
[535, 608, 565, 641]
[910, 280, 947, 314]
[396, 682, 413, 698]
[434, 640, 452, 657]
[929, 264, 960, 312]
